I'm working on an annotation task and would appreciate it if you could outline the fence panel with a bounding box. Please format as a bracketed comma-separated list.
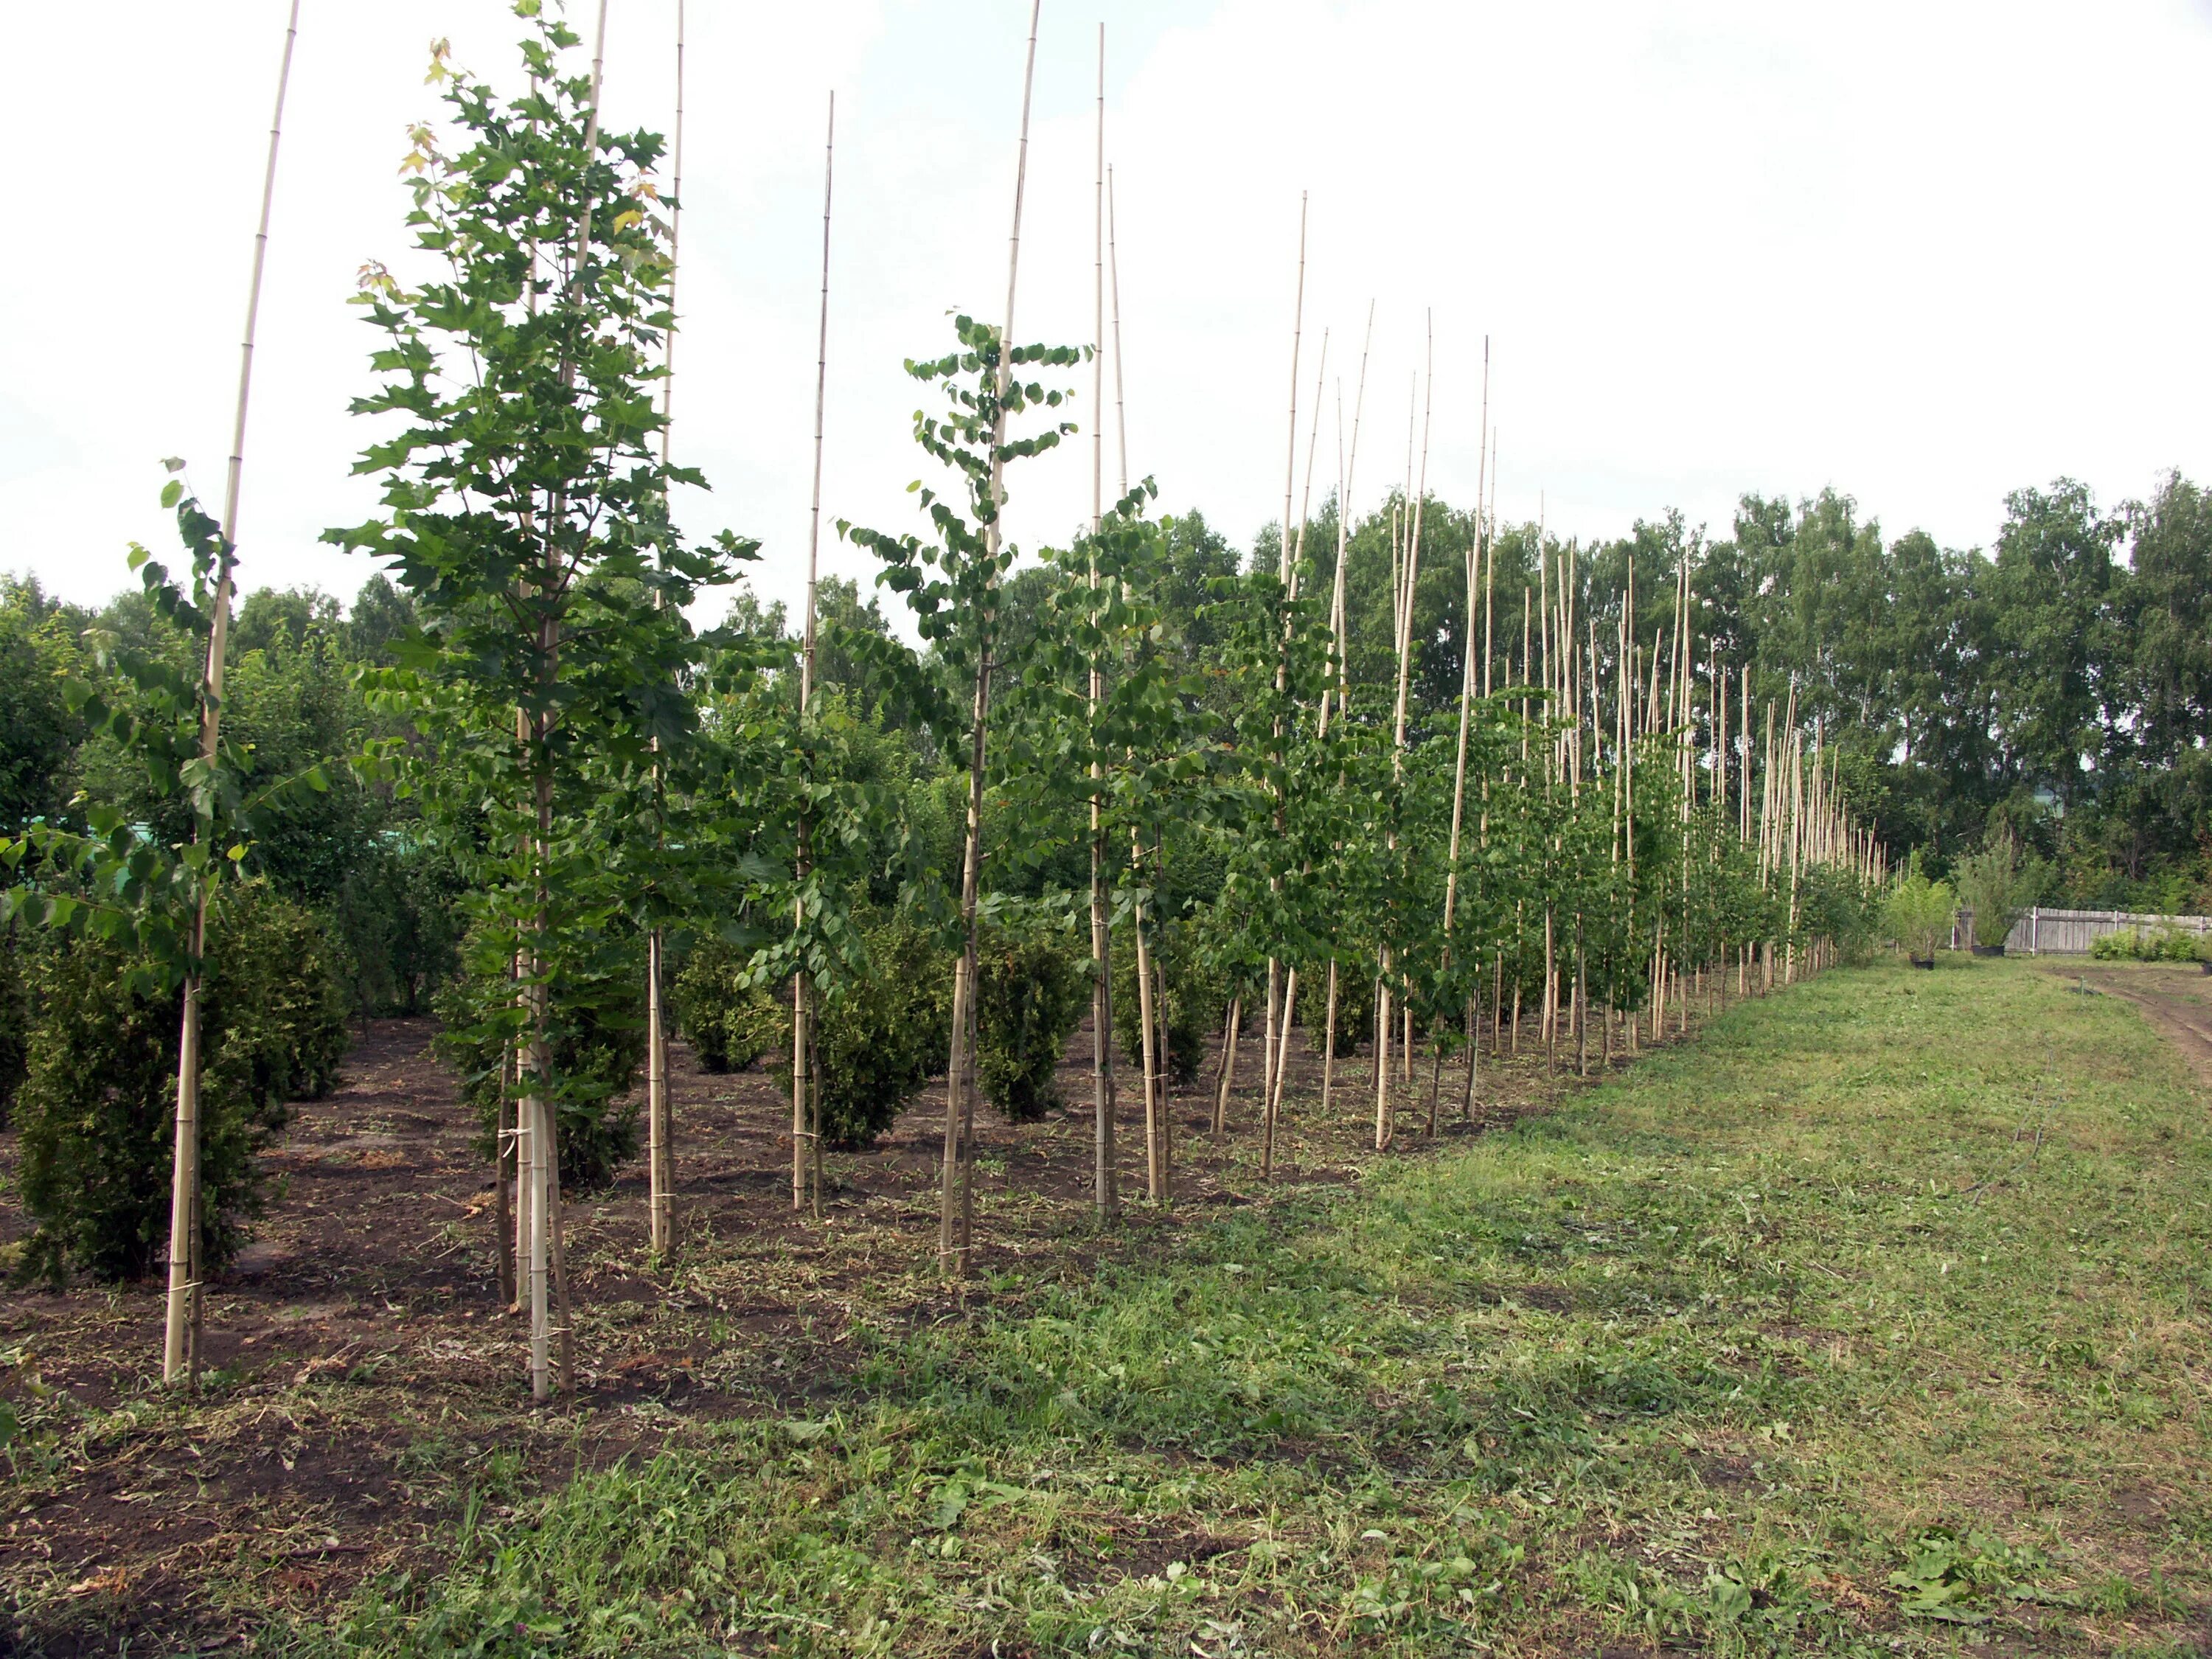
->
[1957, 907, 2212, 956]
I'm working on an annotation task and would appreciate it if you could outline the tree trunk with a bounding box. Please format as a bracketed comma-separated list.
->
[164, 967, 204, 1388]
[1373, 973, 1392, 1152]
[1211, 998, 1242, 1143]
[1320, 961, 1339, 1120]
[1135, 896, 1161, 1203]
[647, 928, 670, 1251]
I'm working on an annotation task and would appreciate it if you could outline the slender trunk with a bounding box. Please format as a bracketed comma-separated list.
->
[1263, 967, 1296, 1178]
[167, 971, 205, 1388]
[1155, 956, 1173, 1200]
[942, 0, 1041, 1276]
[1135, 891, 1161, 1203]
[1373, 974, 1392, 1152]
[1320, 961, 1339, 1119]
[525, 956, 551, 1401]
[1460, 997, 1478, 1120]
[496, 1002, 517, 1304]
[647, 928, 670, 1250]
[941, 681, 988, 1276]
[1090, 821, 1116, 1215]
[1212, 998, 1242, 1143]
[1425, 1022, 1443, 1135]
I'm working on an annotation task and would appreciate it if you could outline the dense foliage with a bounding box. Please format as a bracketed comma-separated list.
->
[13, 883, 347, 1283]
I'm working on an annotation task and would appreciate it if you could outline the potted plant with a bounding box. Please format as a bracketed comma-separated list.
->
[1952, 827, 2046, 959]
[1885, 863, 1956, 969]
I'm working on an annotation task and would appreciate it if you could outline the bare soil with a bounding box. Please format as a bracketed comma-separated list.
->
[2050, 961, 2212, 1085]
[0, 990, 1710, 1652]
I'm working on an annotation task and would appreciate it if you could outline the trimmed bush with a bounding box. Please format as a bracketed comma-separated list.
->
[2090, 925, 2207, 963]
[976, 926, 1085, 1121]
[804, 914, 951, 1147]
[672, 938, 782, 1073]
[14, 883, 349, 1284]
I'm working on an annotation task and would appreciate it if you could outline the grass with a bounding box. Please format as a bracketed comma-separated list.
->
[267, 960, 2212, 1653]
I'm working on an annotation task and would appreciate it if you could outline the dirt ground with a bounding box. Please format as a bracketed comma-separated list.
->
[0, 985, 1722, 1652]
[2048, 959, 2212, 1084]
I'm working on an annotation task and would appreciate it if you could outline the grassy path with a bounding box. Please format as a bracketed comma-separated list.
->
[301, 960, 2211, 1656]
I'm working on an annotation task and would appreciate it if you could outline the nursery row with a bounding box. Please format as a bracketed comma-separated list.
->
[2, 7, 1888, 1401]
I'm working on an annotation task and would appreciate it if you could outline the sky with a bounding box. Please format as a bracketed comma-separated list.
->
[6, 1, 2211, 626]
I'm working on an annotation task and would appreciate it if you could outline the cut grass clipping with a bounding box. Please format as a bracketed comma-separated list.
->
[304, 960, 2212, 1654]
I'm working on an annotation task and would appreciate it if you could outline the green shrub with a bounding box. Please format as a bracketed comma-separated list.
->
[2090, 924, 2208, 962]
[14, 883, 349, 1284]
[671, 938, 782, 1072]
[0, 919, 36, 1124]
[713, 913, 952, 1149]
[1882, 864, 1955, 961]
[975, 925, 1085, 1121]
[790, 913, 951, 1147]
[1297, 960, 1375, 1053]
[1954, 827, 2048, 949]
[435, 939, 645, 1192]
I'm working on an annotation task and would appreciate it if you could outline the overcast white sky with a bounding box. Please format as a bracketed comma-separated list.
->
[6, 1, 2211, 623]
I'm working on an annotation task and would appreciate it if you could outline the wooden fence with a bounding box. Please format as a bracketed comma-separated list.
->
[1948, 907, 2212, 956]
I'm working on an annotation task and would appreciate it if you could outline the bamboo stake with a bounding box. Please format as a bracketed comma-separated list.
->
[1445, 338, 1487, 1121]
[1213, 998, 1242, 1141]
[1259, 191, 1307, 1180]
[1376, 319, 1432, 1152]
[1088, 24, 1118, 1220]
[1107, 166, 1129, 497]
[1321, 302, 1376, 733]
[166, 0, 302, 1391]
[646, 0, 689, 1254]
[793, 92, 835, 1220]
[942, 0, 1042, 1279]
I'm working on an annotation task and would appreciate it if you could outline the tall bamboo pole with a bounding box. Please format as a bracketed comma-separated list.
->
[1441, 338, 1485, 1120]
[1259, 192, 1307, 1179]
[1262, 323, 1330, 1171]
[1087, 27, 1119, 1219]
[1376, 318, 1430, 1150]
[165, 0, 302, 1391]
[646, 0, 688, 1255]
[942, 0, 1043, 1278]
[793, 93, 836, 1219]
[1318, 303, 1374, 1121]
[1105, 170, 1166, 1204]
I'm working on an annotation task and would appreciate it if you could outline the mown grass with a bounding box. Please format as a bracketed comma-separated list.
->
[291, 960, 2212, 1655]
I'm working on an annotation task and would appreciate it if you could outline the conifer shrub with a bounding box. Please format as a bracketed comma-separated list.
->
[975, 924, 1085, 1121]
[671, 937, 782, 1073]
[0, 920, 37, 1124]
[14, 883, 349, 1283]
[1298, 961, 1376, 1053]
[681, 913, 950, 1148]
